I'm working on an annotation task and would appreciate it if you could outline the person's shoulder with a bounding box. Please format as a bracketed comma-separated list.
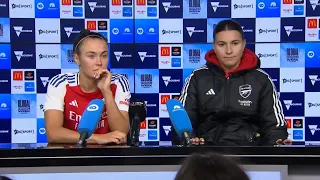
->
[253, 69, 271, 78]
[49, 72, 78, 88]
[111, 73, 130, 92]
[111, 73, 129, 82]
[252, 69, 273, 84]
[190, 65, 210, 76]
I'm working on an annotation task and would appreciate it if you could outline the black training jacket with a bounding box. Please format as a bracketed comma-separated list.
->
[173, 48, 288, 146]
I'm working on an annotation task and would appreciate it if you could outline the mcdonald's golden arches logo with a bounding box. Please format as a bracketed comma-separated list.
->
[161, 95, 170, 104]
[308, 19, 317, 29]
[62, 0, 71, 5]
[140, 120, 146, 129]
[87, 21, 96, 30]
[112, 0, 121, 5]
[161, 47, 170, 56]
[282, 0, 292, 4]
[136, 0, 146, 5]
[13, 71, 23, 81]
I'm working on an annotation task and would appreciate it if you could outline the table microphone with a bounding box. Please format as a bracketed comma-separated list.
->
[76, 99, 104, 148]
[128, 100, 147, 146]
[166, 99, 193, 146]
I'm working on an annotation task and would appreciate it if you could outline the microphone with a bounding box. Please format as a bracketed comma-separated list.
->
[128, 100, 147, 146]
[166, 99, 193, 146]
[76, 99, 104, 147]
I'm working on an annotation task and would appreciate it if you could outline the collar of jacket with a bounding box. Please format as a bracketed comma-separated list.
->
[205, 48, 261, 78]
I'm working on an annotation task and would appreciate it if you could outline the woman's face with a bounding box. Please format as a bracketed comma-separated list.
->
[213, 30, 246, 71]
[74, 38, 108, 79]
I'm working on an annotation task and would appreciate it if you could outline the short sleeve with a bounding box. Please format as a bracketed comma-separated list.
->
[44, 74, 67, 112]
[113, 75, 131, 112]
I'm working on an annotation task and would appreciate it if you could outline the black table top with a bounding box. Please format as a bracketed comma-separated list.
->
[0, 143, 320, 167]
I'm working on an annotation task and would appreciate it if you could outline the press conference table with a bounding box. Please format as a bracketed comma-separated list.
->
[0, 144, 320, 167]
[0, 144, 320, 179]
[0, 143, 318, 166]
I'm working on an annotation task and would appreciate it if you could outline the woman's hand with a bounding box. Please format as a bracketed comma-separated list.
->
[276, 139, 292, 145]
[94, 68, 112, 93]
[94, 131, 127, 145]
[191, 137, 205, 145]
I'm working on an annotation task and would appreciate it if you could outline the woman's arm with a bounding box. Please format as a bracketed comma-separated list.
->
[103, 91, 130, 134]
[45, 110, 99, 143]
[170, 71, 199, 144]
[257, 70, 288, 145]
[104, 75, 131, 134]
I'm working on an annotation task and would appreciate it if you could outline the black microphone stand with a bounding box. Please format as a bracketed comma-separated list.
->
[76, 131, 88, 148]
[129, 114, 141, 147]
[182, 132, 193, 147]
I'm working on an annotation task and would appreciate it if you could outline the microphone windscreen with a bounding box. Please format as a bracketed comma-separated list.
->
[166, 99, 193, 138]
[78, 99, 104, 138]
[129, 100, 147, 122]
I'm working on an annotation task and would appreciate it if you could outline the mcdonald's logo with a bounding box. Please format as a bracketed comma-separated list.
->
[282, 0, 292, 4]
[161, 95, 170, 104]
[87, 21, 96, 30]
[161, 47, 170, 56]
[285, 119, 292, 128]
[62, 0, 72, 5]
[308, 19, 317, 29]
[13, 71, 23, 81]
[140, 120, 146, 129]
[112, 0, 121, 5]
[136, 0, 146, 5]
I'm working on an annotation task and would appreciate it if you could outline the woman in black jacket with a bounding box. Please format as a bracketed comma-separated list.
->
[176, 20, 291, 146]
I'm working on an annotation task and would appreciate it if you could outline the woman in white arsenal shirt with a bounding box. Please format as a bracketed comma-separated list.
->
[44, 29, 131, 145]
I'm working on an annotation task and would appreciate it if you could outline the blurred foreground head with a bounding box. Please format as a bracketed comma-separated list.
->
[174, 152, 250, 180]
[0, 176, 12, 180]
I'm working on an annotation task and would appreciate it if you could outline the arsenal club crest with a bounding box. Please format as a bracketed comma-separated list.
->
[239, 84, 252, 99]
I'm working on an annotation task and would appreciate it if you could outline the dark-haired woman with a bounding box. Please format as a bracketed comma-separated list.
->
[176, 20, 291, 146]
[174, 153, 249, 180]
[0, 176, 13, 180]
[44, 30, 130, 144]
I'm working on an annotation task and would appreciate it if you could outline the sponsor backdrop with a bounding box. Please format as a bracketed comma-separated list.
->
[0, 0, 319, 146]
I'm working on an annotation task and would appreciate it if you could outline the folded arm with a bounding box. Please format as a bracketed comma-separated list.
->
[45, 110, 101, 144]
